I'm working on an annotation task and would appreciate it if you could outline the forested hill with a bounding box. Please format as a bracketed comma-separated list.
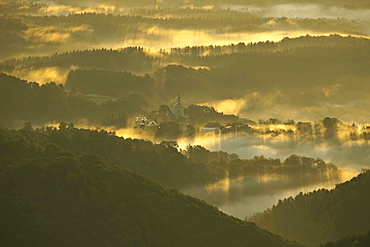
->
[0, 10, 367, 61]
[3, 124, 342, 190]
[164, 0, 369, 7]
[0, 73, 152, 128]
[2, 35, 369, 105]
[0, 127, 302, 247]
[3, 35, 368, 73]
[0, 0, 367, 8]
[320, 231, 370, 247]
[249, 170, 370, 247]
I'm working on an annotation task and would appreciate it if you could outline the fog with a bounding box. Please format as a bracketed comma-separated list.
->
[177, 117, 369, 218]
[24, 24, 93, 44]
[41, 120, 365, 219]
[182, 174, 355, 219]
[6, 66, 77, 85]
[244, 4, 370, 22]
[201, 93, 370, 124]
[91, 121, 368, 219]
[176, 130, 365, 218]
[7, 27, 343, 61]
[38, 4, 128, 15]
[125, 27, 336, 52]
[2, 1, 369, 62]
[178, 126, 370, 171]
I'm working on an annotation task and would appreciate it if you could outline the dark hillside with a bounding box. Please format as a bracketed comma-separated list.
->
[249, 170, 370, 246]
[0, 127, 302, 247]
[320, 231, 370, 247]
[9, 124, 342, 190]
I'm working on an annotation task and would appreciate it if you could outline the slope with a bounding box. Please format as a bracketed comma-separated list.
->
[249, 170, 370, 246]
[0, 127, 302, 247]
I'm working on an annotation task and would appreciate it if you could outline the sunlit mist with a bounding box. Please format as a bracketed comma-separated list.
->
[7, 66, 78, 85]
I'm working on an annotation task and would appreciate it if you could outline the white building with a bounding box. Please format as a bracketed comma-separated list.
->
[135, 117, 148, 129]
[202, 122, 223, 132]
[170, 95, 185, 118]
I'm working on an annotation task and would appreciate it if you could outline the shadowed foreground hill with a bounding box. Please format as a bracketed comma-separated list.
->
[0, 127, 302, 247]
[249, 170, 370, 247]
[320, 231, 370, 247]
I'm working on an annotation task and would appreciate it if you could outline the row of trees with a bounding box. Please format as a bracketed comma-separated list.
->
[0, 9, 367, 60]
[161, 0, 369, 7]
[3, 35, 368, 107]
[11, 123, 342, 190]
[5, 34, 367, 70]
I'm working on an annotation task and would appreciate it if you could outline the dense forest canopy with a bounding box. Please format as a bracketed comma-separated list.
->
[320, 231, 370, 247]
[1, 34, 369, 123]
[0, 2, 369, 61]
[1, 0, 369, 7]
[0, 126, 305, 247]
[249, 170, 370, 246]
[2, 71, 370, 174]
[0, 125, 343, 190]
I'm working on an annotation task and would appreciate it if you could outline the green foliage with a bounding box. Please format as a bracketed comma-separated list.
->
[101, 111, 128, 128]
[0, 126, 302, 247]
[155, 121, 181, 140]
[0, 73, 152, 128]
[186, 104, 239, 125]
[65, 69, 154, 97]
[3, 35, 369, 112]
[249, 170, 370, 246]
[0, 73, 99, 127]
[0, 125, 342, 191]
[320, 231, 370, 247]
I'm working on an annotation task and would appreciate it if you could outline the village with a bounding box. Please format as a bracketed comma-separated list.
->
[133, 95, 225, 140]
[133, 95, 370, 143]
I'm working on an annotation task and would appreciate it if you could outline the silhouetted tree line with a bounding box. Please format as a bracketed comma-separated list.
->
[2, 71, 368, 149]
[0, 8, 366, 60]
[3, 35, 368, 106]
[185, 104, 239, 125]
[249, 170, 370, 247]
[0, 2, 47, 15]
[169, 33, 370, 57]
[158, 37, 370, 102]
[3, 34, 368, 71]
[1, 0, 368, 11]
[2, 47, 158, 74]
[130, 6, 259, 19]
[163, 0, 370, 7]
[320, 231, 370, 247]
[5, 123, 342, 189]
